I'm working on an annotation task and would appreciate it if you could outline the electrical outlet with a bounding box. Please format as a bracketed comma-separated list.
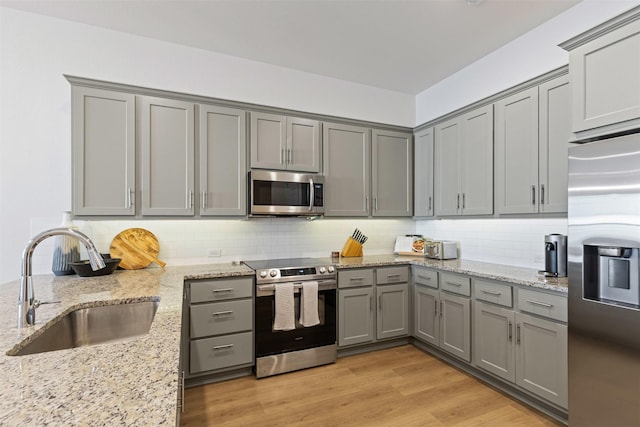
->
[533, 255, 544, 263]
[207, 249, 221, 257]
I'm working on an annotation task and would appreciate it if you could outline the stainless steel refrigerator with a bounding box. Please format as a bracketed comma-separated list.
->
[568, 132, 640, 426]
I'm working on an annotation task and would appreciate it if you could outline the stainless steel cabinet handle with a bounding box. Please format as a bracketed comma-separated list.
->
[417, 275, 432, 281]
[526, 299, 553, 308]
[457, 194, 460, 209]
[288, 148, 292, 164]
[212, 288, 234, 293]
[127, 187, 133, 208]
[445, 281, 462, 287]
[532, 185, 536, 205]
[349, 277, 364, 281]
[281, 148, 285, 165]
[365, 197, 369, 213]
[370, 296, 373, 312]
[188, 190, 194, 208]
[440, 301, 443, 318]
[462, 193, 466, 209]
[541, 184, 545, 205]
[378, 295, 382, 311]
[516, 324, 521, 345]
[212, 344, 234, 351]
[508, 321, 513, 342]
[181, 371, 185, 412]
[434, 299, 438, 316]
[428, 196, 432, 212]
[201, 191, 207, 209]
[212, 310, 233, 316]
[375, 197, 378, 211]
[387, 274, 401, 279]
[481, 289, 501, 296]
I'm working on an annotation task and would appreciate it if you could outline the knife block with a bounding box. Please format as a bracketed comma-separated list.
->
[341, 237, 363, 257]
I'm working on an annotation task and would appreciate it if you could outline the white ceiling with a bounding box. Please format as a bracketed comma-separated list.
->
[1, 0, 581, 94]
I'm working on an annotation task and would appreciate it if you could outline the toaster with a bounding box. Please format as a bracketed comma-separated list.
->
[425, 240, 458, 260]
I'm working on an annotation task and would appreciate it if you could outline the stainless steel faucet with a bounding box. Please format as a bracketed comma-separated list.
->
[18, 227, 106, 328]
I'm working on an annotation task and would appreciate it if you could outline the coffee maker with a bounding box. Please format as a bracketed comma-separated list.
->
[540, 234, 567, 277]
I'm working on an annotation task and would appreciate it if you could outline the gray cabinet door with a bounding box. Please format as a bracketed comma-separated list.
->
[376, 283, 409, 340]
[338, 287, 374, 347]
[460, 105, 493, 215]
[538, 75, 570, 214]
[473, 301, 515, 382]
[139, 96, 195, 216]
[434, 118, 461, 216]
[496, 87, 539, 214]
[414, 285, 439, 346]
[414, 127, 434, 217]
[72, 86, 135, 216]
[567, 18, 640, 136]
[372, 129, 412, 217]
[199, 104, 246, 216]
[515, 312, 568, 409]
[287, 117, 320, 172]
[323, 122, 370, 217]
[250, 112, 285, 170]
[440, 292, 471, 362]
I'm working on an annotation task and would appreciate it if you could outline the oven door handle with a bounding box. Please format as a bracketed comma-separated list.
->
[309, 178, 315, 212]
[256, 281, 337, 296]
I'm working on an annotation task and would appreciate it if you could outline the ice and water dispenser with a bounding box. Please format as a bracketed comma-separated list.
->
[583, 241, 640, 307]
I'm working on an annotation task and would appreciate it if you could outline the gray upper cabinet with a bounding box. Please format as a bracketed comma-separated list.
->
[198, 105, 246, 216]
[413, 127, 434, 217]
[434, 105, 493, 216]
[560, 8, 640, 140]
[323, 122, 371, 217]
[495, 87, 540, 214]
[538, 75, 571, 214]
[372, 129, 413, 217]
[72, 86, 135, 216]
[496, 74, 571, 215]
[139, 96, 195, 216]
[250, 112, 320, 172]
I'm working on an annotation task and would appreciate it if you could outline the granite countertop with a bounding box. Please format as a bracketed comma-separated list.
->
[0, 255, 565, 426]
[0, 263, 253, 426]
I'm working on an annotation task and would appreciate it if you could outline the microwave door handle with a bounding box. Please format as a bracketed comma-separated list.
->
[309, 178, 314, 211]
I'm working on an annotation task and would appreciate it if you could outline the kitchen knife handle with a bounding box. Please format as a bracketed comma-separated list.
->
[541, 184, 545, 205]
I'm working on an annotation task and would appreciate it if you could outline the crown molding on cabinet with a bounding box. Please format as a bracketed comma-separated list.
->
[559, 5, 640, 51]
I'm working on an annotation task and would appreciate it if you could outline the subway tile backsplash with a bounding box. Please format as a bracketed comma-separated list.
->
[28, 216, 566, 275]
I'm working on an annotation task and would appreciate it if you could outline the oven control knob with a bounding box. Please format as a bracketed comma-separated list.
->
[319, 267, 326, 274]
[269, 269, 278, 277]
[259, 270, 268, 279]
[328, 266, 335, 273]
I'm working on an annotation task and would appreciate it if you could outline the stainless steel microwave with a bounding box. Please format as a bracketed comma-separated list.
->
[249, 170, 325, 216]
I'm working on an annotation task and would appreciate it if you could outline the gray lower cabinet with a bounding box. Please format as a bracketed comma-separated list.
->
[473, 279, 567, 409]
[139, 95, 195, 216]
[338, 266, 409, 347]
[434, 104, 493, 216]
[495, 74, 571, 214]
[413, 127, 434, 217]
[185, 277, 254, 379]
[413, 268, 471, 362]
[561, 8, 640, 139]
[323, 122, 371, 217]
[198, 104, 246, 216]
[72, 86, 136, 216]
[371, 129, 412, 217]
[250, 112, 320, 172]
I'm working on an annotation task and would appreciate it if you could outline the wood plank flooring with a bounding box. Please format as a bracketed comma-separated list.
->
[181, 345, 563, 427]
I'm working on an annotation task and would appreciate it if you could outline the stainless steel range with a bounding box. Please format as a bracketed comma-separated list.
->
[244, 258, 337, 378]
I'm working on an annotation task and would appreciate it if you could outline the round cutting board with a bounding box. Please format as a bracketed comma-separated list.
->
[109, 228, 166, 270]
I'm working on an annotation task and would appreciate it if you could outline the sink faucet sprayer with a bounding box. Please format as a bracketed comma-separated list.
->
[18, 228, 106, 328]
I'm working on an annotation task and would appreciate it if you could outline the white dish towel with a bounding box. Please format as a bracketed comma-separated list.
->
[273, 282, 295, 331]
[300, 281, 320, 327]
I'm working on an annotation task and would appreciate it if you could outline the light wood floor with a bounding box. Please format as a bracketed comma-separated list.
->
[181, 345, 563, 427]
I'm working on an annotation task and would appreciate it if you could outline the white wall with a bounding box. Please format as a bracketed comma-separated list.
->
[0, 7, 414, 283]
[415, 0, 640, 125]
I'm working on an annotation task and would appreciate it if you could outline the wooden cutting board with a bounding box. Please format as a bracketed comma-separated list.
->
[109, 228, 166, 270]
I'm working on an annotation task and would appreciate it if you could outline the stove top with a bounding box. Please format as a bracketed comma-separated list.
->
[243, 257, 332, 271]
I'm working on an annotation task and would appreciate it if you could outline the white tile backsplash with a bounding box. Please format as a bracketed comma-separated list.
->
[416, 218, 568, 270]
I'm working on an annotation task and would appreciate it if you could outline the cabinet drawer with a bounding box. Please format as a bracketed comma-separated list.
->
[413, 268, 438, 289]
[517, 288, 567, 322]
[190, 331, 253, 374]
[190, 299, 253, 338]
[190, 277, 253, 303]
[339, 268, 374, 288]
[474, 279, 512, 307]
[376, 266, 409, 285]
[440, 273, 471, 296]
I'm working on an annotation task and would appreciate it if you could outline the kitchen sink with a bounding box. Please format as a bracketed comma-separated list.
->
[7, 300, 159, 356]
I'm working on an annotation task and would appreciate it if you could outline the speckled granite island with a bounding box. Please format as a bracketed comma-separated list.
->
[0, 255, 566, 426]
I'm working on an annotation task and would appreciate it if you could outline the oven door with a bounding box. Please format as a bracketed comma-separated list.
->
[249, 169, 324, 216]
[255, 285, 336, 357]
